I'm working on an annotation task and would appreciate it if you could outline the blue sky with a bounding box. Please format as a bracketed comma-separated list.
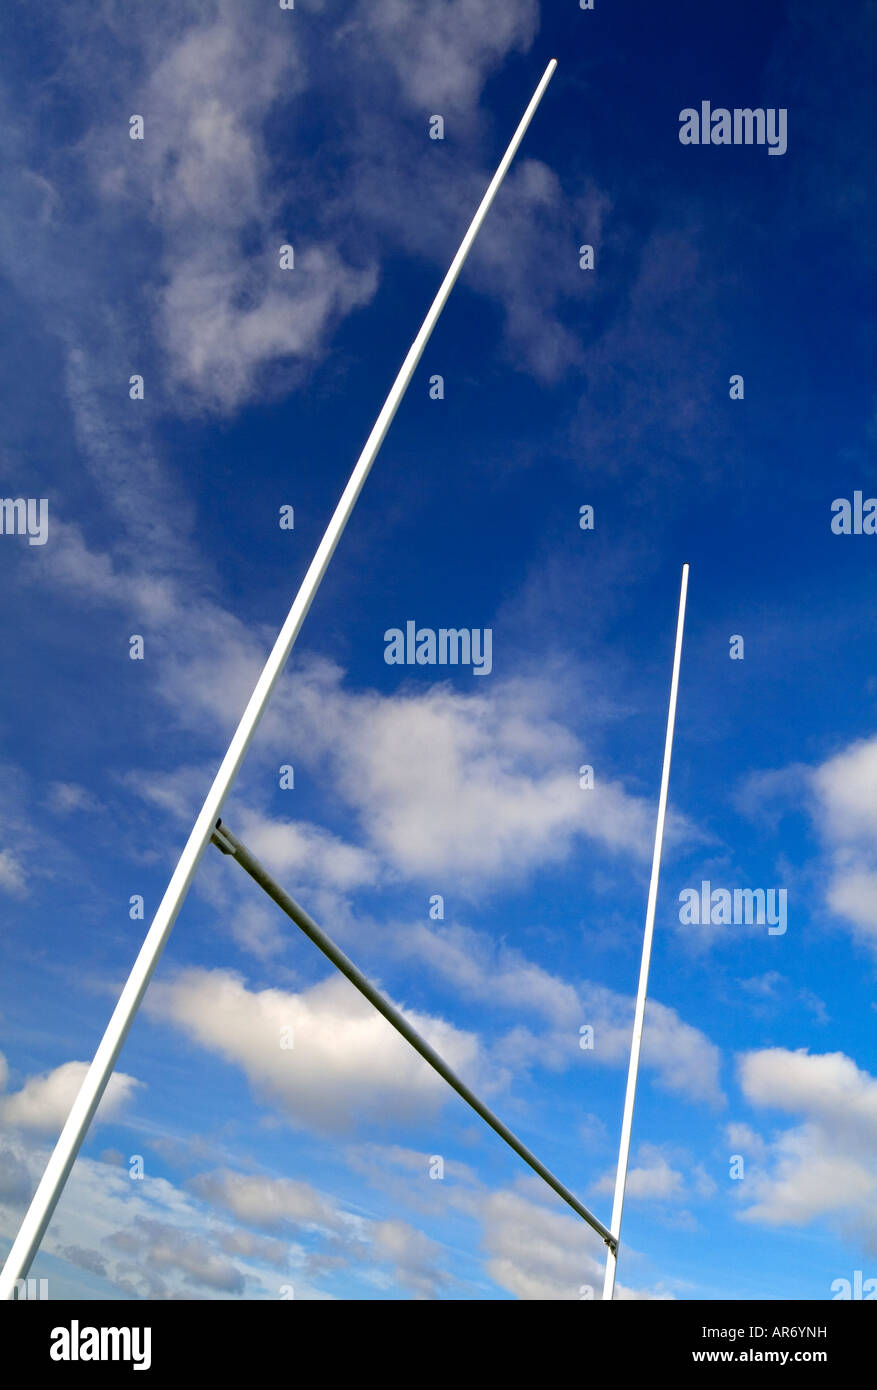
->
[1, 0, 877, 1300]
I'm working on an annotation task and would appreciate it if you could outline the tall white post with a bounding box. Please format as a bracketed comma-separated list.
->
[0, 59, 557, 1299]
[602, 563, 689, 1301]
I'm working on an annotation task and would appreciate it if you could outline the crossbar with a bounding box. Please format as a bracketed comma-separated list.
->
[210, 818, 616, 1251]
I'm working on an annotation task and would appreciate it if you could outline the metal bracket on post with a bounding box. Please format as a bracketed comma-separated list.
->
[210, 819, 237, 856]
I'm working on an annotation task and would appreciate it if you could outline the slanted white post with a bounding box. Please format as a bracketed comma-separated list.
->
[0, 59, 558, 1299]
[602, 564, 689, 1300]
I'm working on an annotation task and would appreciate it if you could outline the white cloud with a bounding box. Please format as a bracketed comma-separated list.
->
[813, 736, 877, 838]
[740, 735, 877, 953]
[596, 1147, 684, 1202]
[0, 1120, 452, 1299]
[37, 518, 183, 620]
[803, 735, 877, 947]
[347, 1142, 479, 1191]
[0, 763, 104, 908]
[27, 514, 689, 901]
[149, 966, 492, 1134]
[391, 920, 582, 1021]
[370, 1218, 449, 1298]
[469, 157, 609, 380]
[117, 1217, 246, 1294]
[740, 1048, 877, 1142]
[84, 4, 377, 414]
[354, 0, 538, 112]
[825, 866, 877, 941]
[339, 1146, 676, 1299]
[478, 1187, 672, 1300]
[117, 633, 687, 893]
[62, 354, 200, 563]
[738, 970, 786, 1000]
[236, 812, 380, 893]
[725, 1122, 767, 1165]
[191, 1169, 340, 1233]
[735, 1047, 877, 1249]
[0, 1129, 309, 1299]
[279, 660, 676, 889]
[71, 0, 568, 413]
[192, 1164, 451, 1297]
[157, 242, 377, 413]
[120, 763, 215, 826]
[216, 1227, 290, 1268]
[0, 1056, 140, 1135]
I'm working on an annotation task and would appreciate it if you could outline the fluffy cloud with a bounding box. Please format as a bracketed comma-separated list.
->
[812, 737, 877, 845]
[810, 736, 877, 945]
[237, 812, 379, 893]
[740, 1048, 877, 1149]
[277, 659, 678, 889]
[735, 1047, 877, 1249]
[149, 967, 491, 1134]
[118, 634, 682, 893]
[739, 735, 877, 953]
[0, 1054, 140, 1135]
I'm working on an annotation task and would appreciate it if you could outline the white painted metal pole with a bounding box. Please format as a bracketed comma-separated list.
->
[602, 563, 689, 1301]
[0, 59, 557, 1299]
